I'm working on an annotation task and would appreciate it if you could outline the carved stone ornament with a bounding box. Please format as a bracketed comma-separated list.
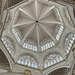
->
[24, 70, 32, 75]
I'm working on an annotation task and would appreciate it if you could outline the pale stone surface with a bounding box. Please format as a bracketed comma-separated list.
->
[0, 0, 75, 75]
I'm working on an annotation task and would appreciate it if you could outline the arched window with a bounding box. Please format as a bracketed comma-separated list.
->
[43, 53, 63, 68]
[23, 42, 37, 51]
[64, 33, 75, 54]
[40, 38, 56, 51]
[56, 25, 64, 41]
[12, 27, 22, 43]
[12, 28, 38, 51]
[18, 55, 38, 68]
[40, 24, 64, 51]
[2, 37, 14, 57]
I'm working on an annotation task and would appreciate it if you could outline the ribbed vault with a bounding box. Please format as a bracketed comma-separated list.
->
[1, 0, 75, 72]
[12, 0, 64, 52]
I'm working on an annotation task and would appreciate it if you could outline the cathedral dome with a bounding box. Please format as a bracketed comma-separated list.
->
[12, 0, 64, 52]
[1, 0, 75, 71]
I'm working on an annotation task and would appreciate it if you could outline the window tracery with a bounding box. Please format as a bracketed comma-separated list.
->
[41, 40, 55, 51]
[56, 25, 64, 41]
[44, 53, 63, 68]
[65, 33, 75, 54]
[18, 55, 38, 68]
[11, 0, 64, 52]
[23, 43, 37, 51]
[12, 25, 64, 51]
[12, 27, 22, 43]
[2, 37, 14, 57]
